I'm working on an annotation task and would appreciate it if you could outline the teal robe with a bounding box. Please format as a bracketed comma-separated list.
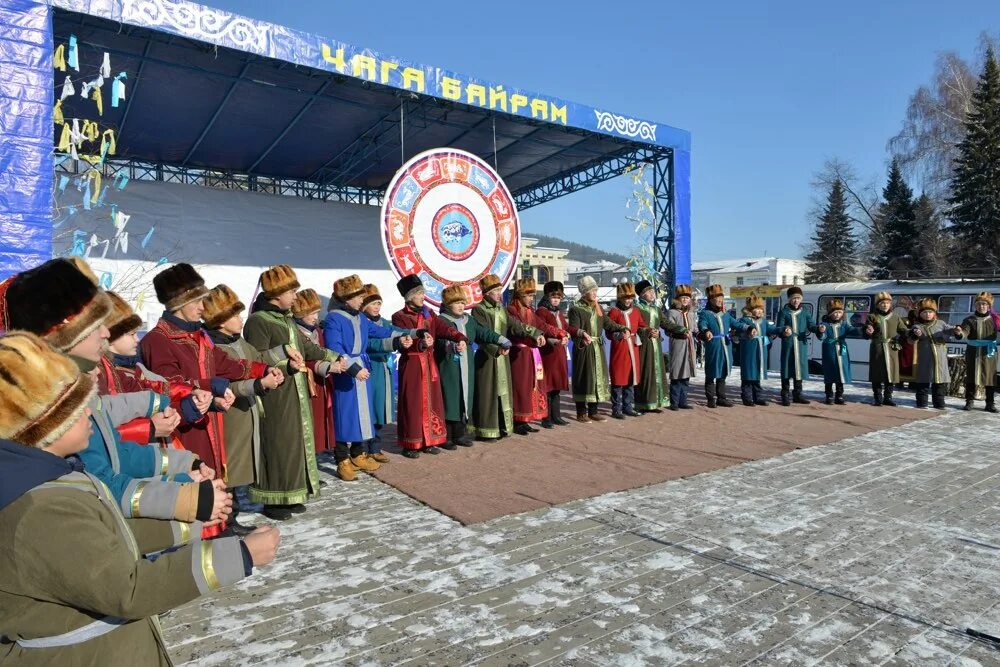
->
[697, 309, 748, 381]
[819, 318, 859, 384]
[736, 316, 772, 382]
[775, 306, 821, 380]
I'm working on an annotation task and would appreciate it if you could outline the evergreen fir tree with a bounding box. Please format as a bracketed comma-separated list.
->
[911, 193, 953, 275]
[949, 46, 1000, 268]
[805, 179, 857, 283]
[868, 159, 917, 279]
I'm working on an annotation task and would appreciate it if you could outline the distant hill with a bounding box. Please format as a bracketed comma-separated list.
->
[527, 233, 629, 265]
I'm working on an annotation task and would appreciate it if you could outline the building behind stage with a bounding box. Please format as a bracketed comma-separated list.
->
[691, 257, 810, 297]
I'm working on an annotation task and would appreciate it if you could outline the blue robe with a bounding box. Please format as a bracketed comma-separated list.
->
[365, 315, 404, 427]
[324, 305, 406, 443]
[819, 318, 859, 384]
[697, 309, 747, 381]
[776, 306, 821, 380]
[736, 316, 773, 382]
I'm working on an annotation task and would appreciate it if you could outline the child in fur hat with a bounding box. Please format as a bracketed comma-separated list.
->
[736, 295, 775, 406]
[633, 280, 669, 412]
[436, 284, 511, 447]
[776, 286, 825, 406]
[862, 291, 908, 406]
[698, 284, 750, 408]
[607, 282, 647, 419]
[325, 275, 413, 473]
[568, 275, 628, 421]
[957, 292, 999, 412]
[908, 298, 962, 409]
[0, 331, 279, 666]
[292, 289, 336, 457]
[663, 284, 698, 410]
[817, 299, 860, 405]
[362, 284, 402, 460]
[535, 281, 579, 425]
[203, 285, 289, 527]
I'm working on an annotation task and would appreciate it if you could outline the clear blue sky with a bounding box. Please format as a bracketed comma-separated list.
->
[207, 0, 1000, 261]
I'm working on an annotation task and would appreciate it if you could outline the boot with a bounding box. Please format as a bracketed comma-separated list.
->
[883, 384, 897, 407]
[611, 386, 624, 419]
[455, 423, 474, 446]
[287, 504, 307, 514]
[792, 380, 810, 404]
[551, 393, 569, 426]
[226, 516, 257, 536]
[424, 446, 441, 454]
[441, 424, 458, 449]
[932, 385, 946, 410]
[872, 383, 884, 407]
[337, 459, 358, 481]
[370, 451, 390, 463]
[705, 380, 717, 408]
[824, 382, 834, 405]
[623, 387, 641, 417]
[262, 505, 293, 520]
[234, 485, 264, 514]
[514, 423, 534, 435]
[780, 379, 790, 407]
[351, 454, 380, 472]
[589, 412, 608, 423]
[716, 380, 734, 407]
[741, 382, 754, 407]
[987, 387, 998, 413]
[835, 383, 845, 405]
[753, 383, 768, 406]
[576, 410, 592, 424]
[401, 449, 420, 458]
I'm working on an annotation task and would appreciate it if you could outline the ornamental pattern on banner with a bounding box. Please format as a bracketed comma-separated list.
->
[380, 148, 520, 309]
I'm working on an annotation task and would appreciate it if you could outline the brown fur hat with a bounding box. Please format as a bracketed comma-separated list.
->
[543, 281, 564, 298]
[875, 291, 893, 305]
[153, 263, 209, 311]
[747, 294, 766, 311]
[260, 264, 300, 299]
[292, 288, 322, 318]
[514, 278, 536, 297]
[441, 285, 469, 307]
[0, 331, 96, 447]
[674, 284, 693, 299]
[916, 297, 938, 314]
[976, 291, 994, 306]
[202, 285, 245, 330]
[105, 292, 143, 342]
[706, 284, 725, 299]
[4, 258, 112, 353]
[826, 298, 845, 314]
[616, 282, 637, 300]
[334, 274, 366, 301]
[480, 274, 503, 295]
[361, 284, 382, 308]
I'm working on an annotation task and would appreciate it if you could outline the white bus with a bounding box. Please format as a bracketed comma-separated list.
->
[772, 280, 1000, 382]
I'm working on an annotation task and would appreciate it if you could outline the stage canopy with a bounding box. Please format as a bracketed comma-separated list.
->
[1, 0, 691, 284]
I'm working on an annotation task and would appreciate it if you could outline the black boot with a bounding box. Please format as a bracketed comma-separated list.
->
[741, 382, 754, 406]
[883, 384, 897, 407]
[716, 380, 734, 407]
[262, 505, 293, 521]
[455, 422, 474, 446]
[753, 382, 768, 406]
[932, 384, 946, 410]
[872, 383, 884, 406]
[835, 383, 845, 405]
[705, 380, 717, 408]
[550, 392, 569, 426]
[824, 382, 834, 405]
[793, 380, 810, 404]
[402, 449, 420, 458]
[987, 387, 998, 413]
[780, 378, 791, 406]
[514, 423, 534, 435]
[441, 423, 458, 450]
[915, 384, 929, 409]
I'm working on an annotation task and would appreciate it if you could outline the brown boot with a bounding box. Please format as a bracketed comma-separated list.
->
[576, 412, 592, 423]
[351, 454, 380, 472]
[589, 413, 608, 422]
[370, 452, 390, 463]
[337, 459, 357, 481]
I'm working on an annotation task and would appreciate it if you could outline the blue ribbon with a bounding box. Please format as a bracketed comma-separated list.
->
[965, 339, 997, 359]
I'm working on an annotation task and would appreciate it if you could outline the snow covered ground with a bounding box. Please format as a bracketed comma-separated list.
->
[163, 374, 1000, 665]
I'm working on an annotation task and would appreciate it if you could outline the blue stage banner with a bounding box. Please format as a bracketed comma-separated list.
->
[52, 0, 690, 152]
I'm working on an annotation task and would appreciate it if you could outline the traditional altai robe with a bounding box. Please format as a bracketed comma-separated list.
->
[365, 315, 401, 427]
[664, 306, 698, 380]
[697, 308, 746, 381]
[535, 304, 576, 394]
[775, 305, 820, 381]
[818, 318, 859, 385]
[568, 300, 627, 404]
[736, 315, 772, 382]
[435, 312, 505, 423]
[864, 311, 908, 384]
[635, 299, 668, 410]
[506, 301, 563, 423]
[470, 298, 535, 438]
[959, 313, 999, 389]
[295, 320, 336, 454]
[910, 319, 959, 385]
[608, 304, 646, 387]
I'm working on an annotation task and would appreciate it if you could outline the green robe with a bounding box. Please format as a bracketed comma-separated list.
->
[959, 313, 998, 388]
[435, 312, 505, 422]
[470, 298, 540, 438]
[864, 311, 908, 384]
[635, 300, 669, 409]
[243, 307, 339, 506]
[568, 300, 627, 404]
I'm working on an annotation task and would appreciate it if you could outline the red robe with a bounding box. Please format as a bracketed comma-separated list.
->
[298, 323, 336, 454]
[97, 355, 194, 450]
[608, 306, 646, 386]
[506, 302, 564, 423]
[140, 317, 268, 476]
[535, 305, 578, 393]
[391, 305, 466, 450]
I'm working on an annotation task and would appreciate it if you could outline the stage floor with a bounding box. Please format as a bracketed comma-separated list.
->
[162, 374, 1000, 665]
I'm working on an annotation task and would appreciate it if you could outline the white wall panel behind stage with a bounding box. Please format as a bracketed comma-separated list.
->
[54, 180, 404, 329]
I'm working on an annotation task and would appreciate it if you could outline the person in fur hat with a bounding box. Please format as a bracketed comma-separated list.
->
[535, 281, 579, 425]
[3, 259, 231, 529]
[862, 291, 908, 406]
[325, 274, 412, 474]
[698, 284, 751, 408]
[775, 286, 825, 406]
[607, 282, 648, 419]
[569, 275, 629, 421]
[362, 284, 402, 459]
[957, 292, 999, 412]
[436, 284, 511, 447]
[507, 277, 568, 433]
[243, 265, 344, 517]
[633, 280, 669, 412]
[908, 298, 962, 409]
[391, 274, 467, 454]
[0, 331, 279, 666]
[736, 295, 775, 406]
[663, 284, 698, 410]
[817, 299, 860, 405]
[291, 289, 336, 457]
[202, 285, 289, 527]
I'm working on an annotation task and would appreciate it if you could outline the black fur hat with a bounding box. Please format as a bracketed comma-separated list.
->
[153, 263, 209, 311]
[635, 280, 653, 297]
[4, 258, 111, 353]
[396, 274, 424, 299]
[543, 281, 564, 297]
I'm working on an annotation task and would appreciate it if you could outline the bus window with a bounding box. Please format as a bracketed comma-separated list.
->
[819, 295, 870, 337]
[937, 295, 971, 325]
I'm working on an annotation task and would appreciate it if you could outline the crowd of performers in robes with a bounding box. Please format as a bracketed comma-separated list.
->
[1, 257, 999, 664]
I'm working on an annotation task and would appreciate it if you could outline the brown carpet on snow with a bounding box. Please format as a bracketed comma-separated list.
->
[368, 393, 934, 525]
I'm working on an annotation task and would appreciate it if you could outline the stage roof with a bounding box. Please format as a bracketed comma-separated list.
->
[51, 0, 690, 202]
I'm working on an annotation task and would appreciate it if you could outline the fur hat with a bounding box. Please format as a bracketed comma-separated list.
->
[577, 275, 598, 295]
[153, 263, 209, 311]
[706, 284, 725, 299]
[396, 274, 424, 300]
[480, 274, 503, 295]
[202, 285, 245, 330]
[826, 298, 845, 314]
[875, 291, 893, 305]
[616, 282, 636, 300]
[916, 297, 937, 314]
[260, 264, 300, 299]
[292, 288, 322, 318]
[635, 280, 653, 298]
[674, 284, 693, 299]
[105, 292, 143, 342]
[0, 331, 96, 448]
[747, 295, 765, 311]
[787, 286, 803, 299]
[514, 278, 536, 297]
[67, 256, 99, 286]
[361, 284, 382, 308]
[4, 258, 112, 353]
[333, 274, 366, 301]
[976, 291, 994, 306]
[442, 285, 469, 307]
[543, 281, 564, 297]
